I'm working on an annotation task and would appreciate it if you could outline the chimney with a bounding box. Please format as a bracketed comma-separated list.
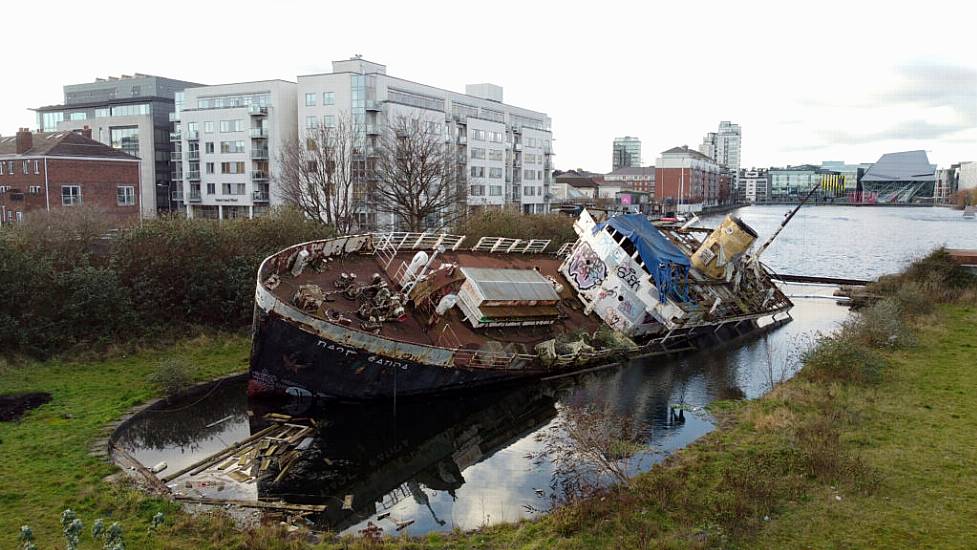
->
[80, 125, 93, 139]
[15, 128, 33, 154]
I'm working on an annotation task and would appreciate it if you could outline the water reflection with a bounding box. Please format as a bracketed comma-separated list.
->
[114, 287, 847, 534]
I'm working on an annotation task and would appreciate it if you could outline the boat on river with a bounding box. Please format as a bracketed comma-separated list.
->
[249, 209, 793, 401]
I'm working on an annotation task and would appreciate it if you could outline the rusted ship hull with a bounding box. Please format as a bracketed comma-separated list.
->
[249, 311, 544, 401]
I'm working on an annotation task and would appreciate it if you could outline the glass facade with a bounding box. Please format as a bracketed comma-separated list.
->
[110, 126, 140, 157]
[41, 111, 64, 132]
[196, 93, 270, 110]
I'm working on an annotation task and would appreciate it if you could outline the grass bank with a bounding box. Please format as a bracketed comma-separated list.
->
[2, 250, 975, 549]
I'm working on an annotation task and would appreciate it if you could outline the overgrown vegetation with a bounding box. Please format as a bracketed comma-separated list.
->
[0, 207, 329, 358]
[453, 208, 576, 249]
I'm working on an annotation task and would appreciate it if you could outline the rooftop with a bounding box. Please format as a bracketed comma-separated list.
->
[861, 150, 937, 182]
[0, 131, 139, 160]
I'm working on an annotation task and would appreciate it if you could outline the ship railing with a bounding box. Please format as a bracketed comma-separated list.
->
[471, 236, 551, 254]
[554, 241, 578, 258]
[453, 348, 536, 369]
[372, 231, 467, 269]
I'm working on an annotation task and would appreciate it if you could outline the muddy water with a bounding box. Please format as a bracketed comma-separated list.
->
[114, 205, 952, 536]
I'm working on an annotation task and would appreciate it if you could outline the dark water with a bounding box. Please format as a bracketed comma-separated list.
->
[115, 205, 964, 535]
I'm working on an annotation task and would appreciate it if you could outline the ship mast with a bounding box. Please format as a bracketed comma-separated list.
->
[752, 182, 821, 261]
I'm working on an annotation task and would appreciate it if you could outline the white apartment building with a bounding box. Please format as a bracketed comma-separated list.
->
[172, 80, 297, 219]
[297, 57, 554, 230]
[740, 168, 768, 203]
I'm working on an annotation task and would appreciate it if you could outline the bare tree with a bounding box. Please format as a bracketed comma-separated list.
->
[371, 115, 465, 232]
[276, 113, 361, 233]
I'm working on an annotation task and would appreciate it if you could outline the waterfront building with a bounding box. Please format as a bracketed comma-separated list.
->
[859, 150, 936, 204]
[958, 161, 977, 191]
[655, 145, 721, 212]
[32, 74, 203, 218]
[603, 166, 655, 194]
[819, 160, 868, 198]
[171, 80, 297, 220]
[0, 128, 140, 226]
[700, 121, 741, 187]
[739, 168, 769, 203]
[612, 136, 642, 171]
[297, 57, 553, 229]
[935, 167, 958, 204]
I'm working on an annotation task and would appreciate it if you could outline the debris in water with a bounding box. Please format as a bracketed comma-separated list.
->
[150, 462, 168, 474]
[205, 415, 234, 429]
[342, 494, 354, 510]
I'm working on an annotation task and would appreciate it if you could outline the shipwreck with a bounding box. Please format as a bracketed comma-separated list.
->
[249, 209, 794, 401]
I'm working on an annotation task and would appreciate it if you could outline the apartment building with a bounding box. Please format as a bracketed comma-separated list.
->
[33, 74, 203, 218]
[655, 146, 721, 212]
[171, 80, 297, 219]
[699, 121, 741, 187]
[0, 129, 140, 226]
[739, 168, 769, 203]
[297, 57, 554, 229]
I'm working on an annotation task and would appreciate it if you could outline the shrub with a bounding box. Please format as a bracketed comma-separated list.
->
[800, 333, 887, 385]
[454, 209, 577, 248]
[148, 358, 194, 398]
[850, 298, 917, 348]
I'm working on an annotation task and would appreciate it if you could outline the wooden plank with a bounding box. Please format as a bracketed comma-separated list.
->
[162, 423, 281, 482]
[173, 495, 326, 513]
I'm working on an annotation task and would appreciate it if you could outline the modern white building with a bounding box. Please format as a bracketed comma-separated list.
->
[297, 57, 554, 229]
[959, 161, 977, 191]
[171, 80, 297, 219]
[700, 121, 741, 187]
[739, 168, 769, 203]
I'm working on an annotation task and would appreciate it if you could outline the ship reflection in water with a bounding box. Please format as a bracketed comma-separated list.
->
[114, 286, 847, 535]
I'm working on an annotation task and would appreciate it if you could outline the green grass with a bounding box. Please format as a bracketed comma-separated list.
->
[2, 305, 976, 549]
[0, 333, 250, 549]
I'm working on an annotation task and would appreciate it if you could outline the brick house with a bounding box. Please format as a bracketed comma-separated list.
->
[0, 128, 140, 226]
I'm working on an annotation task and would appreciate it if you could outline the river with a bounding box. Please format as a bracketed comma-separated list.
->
[114, 206, 974, 535]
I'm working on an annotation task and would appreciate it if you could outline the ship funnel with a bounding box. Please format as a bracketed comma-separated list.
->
[691, 215, 758, 279]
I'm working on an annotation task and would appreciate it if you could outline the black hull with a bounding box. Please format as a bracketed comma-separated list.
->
[249, 311, 543, 401]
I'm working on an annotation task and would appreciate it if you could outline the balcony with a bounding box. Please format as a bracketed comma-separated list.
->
[253, 190, 270, 202]
[251, 148, 269, 160]
[186, 170, 201, 182]
[170, 151, 182, 162]
[169, 131, 182, 141]
[251, 171, 269, 183]
[186, 130, 199, 141]
[249, 104, 268, 116]
[171, 170, 182, 180]
[249, 127, 269, 139]
[514, 143, 523, 151]
[168, 112, 180, 122]
[365, 100, 383, 111]
[187, 151, 200, 161]
[458, 136, 467, 145]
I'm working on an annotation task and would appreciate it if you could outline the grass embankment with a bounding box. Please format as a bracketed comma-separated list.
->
[2, 250, 975, 549]
[0, 335, 250, 549]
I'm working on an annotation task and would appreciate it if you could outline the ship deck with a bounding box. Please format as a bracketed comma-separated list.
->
[268, 250, 602, 354]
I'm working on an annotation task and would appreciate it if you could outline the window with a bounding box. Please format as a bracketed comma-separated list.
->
[204, 121, 214, 133]
[205, 162, 215, 174]
[206, 183, 216, 195]
[33, 160, 39, 174]
[221, 162, 246, 174]
[110, 104, 151, 117]
[305, 93, 316, 106]
[472, 129, 486, 141]
[490, 131, 504, 143]
[0, 163, 3, 175]
[41, 112, 64, 131]
[220, 141, 245, 153]
[110, 126, 140, 157]
[219, 120, 243, 133]
[488, 149, 503, 161]
[6, 161, 12, 175]
[470, 166, 485, 178]
[323, 115, 336, 128]
[28, 185, 42, 194]
[22, 161, 29, 174]
[116, 185, 136, 206]
[69, 112, 87, 121]
[489, 185, 502, 196]
[305, 116, 318, 129]
[205, 142, 214, 154]
[471, 148, 486, 160]
[95, 108, 110, 118]
[221, 183, 247, 195]
[323, 92, 335, 105]
[524, 169, 535, 180]
[61, 185, 81, 206]
[489, 167, 503, 179]
[469, 184, 485, 196]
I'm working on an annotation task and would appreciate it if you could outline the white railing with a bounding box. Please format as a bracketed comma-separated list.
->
[471, 237, 551, 254]
[372, 232, 467, 269]
[555, 241, 577, 257]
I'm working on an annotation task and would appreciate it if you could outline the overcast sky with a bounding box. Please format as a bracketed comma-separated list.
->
[3, 1, 974, 171]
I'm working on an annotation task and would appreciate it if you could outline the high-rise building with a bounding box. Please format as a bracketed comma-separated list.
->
[612, 136, 641, 171]
[699, 121, 741, 188]
[171, 80, 298, 220]
[32, 74, 204, 218]
[297, 57, 554, 229]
